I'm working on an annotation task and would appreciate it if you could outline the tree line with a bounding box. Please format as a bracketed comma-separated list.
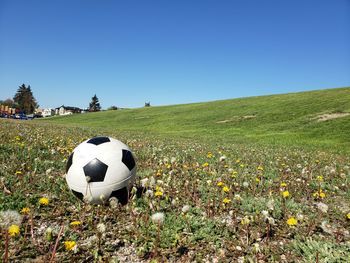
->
[0, 84, 102, 114]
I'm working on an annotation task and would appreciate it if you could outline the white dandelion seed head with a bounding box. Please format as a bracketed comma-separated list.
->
[0, 210, 22, 228]
[109, 197, 119, 208]
[151, 212, 165, 225]
[243, 181, 249, 188]
[97, 223, 106, 234]
[316, 202, 329, 213]
[181, 205, 191, 214]
[145, 189, 154, 198]
[140, 178, 149, 187]
[261, 210, 269, 217]
[219, 155, 226, 162]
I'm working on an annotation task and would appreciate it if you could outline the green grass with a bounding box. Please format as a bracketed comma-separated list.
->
[1, 87, 350, 262]
[41, 87, 350, 152]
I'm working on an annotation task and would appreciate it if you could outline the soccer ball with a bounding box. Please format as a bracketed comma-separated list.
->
[65, 136, 136, 205]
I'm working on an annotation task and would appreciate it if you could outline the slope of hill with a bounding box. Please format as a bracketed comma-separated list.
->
[42, 87, 350, 152]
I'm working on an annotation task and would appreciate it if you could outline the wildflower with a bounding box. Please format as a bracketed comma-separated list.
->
[97, 223, 106, 234]
[242, 181, 249, 188]
[64, 241, 77, 251]
[207, 152, 213, 158]
[0, 210, 22, 228]
[181, 205, 191, 213]
[241, 217, 250, 225]
[347, 213, 350, 220]
[156, 170, 162, 176]
[317, 176, 324, 182]
[8, 224, 20, 237]
[287, 217, 298, 226]
[70, 221, 82, 226]
[255, 177, 260, 183]
[236, 159, 241, 163]
[15, 171, 22, 175]
[313, 190, 326, 199]
[151, 212, 165, 225]
[257, 166, 264, 171]
[202, 162, 209, 168]
[281, 191, 290, 198]
[154, 190, 163, 197]
[217, 181, 224, 187]
[316, 202, 328, 213]
[280, 182, 287, 187]
[219, 155, 226, 162]
[223, 198, 231, 204]
[39, 197, 49, 206]
[20, 207, 30, 215]
[222, 186, 230, 193]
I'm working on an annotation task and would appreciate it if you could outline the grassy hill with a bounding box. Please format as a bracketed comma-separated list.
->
[42, 87, 350, 152]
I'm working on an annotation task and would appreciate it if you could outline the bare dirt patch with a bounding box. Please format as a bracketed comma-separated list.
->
[314, 112, 350, 122]
[216, 115, 256, 124]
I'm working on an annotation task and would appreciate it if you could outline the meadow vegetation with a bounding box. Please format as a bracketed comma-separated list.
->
[1, 87, 350, 262]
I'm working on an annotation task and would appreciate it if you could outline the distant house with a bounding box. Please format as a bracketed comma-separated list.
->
[42, 108, 55, 117]
[55, 105, 82, 115]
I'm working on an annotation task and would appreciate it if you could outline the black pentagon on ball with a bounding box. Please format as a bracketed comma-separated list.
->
[87, 136, 110, 145]
[83, 158, 108, 182]
[66, 152, 74, 173]
[110, 187, 129, 205]
[71, 189, 84, 201]
[122, 149, 135, 171]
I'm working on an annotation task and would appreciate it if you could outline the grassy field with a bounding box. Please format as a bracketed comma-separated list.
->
[43, 87, 350, 153]
[1, 87, 350, 262]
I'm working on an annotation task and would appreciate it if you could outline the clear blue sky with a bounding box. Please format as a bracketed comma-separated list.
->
[1, 0, 349, 109]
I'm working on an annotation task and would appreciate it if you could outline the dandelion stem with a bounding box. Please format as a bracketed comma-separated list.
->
[3, 230, 9, 263]
[49, 225, 64, 263]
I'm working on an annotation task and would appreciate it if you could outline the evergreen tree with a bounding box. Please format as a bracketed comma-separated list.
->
[89, 94, 101, 112]
[13, 84, 38, 114]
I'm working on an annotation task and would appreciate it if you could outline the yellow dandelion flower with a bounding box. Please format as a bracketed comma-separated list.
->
[64, 240, 77, 251]
[217, 181, 224, 187]
[347, 213, 350, 220]
[255, 177, 260, 183]
[166, 164, 171, 169]
[8, 224, 20, 237]
[282, 191, 290, 198]
[70, 221, 82, 226]
[39, 197, 49, 206]
[241, 217, 250, 225]
[223, 198, 231, 204]
[207, 152, 213, 158]
[156, 170, 162, 176]
[202, 162, 209, 167]
[257, 166, 264, 171]
[313, 190, 326, 199]
[20, 207, 30, 214]
[287, 217, 298, 226]
[15, 171, 22, 175]
[235, 159, 241, 163]
[280, 182, 287, 187]
[223, 186, 230, 193]
[224, 164, 229, 168]
[154, 191, 163, 197]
